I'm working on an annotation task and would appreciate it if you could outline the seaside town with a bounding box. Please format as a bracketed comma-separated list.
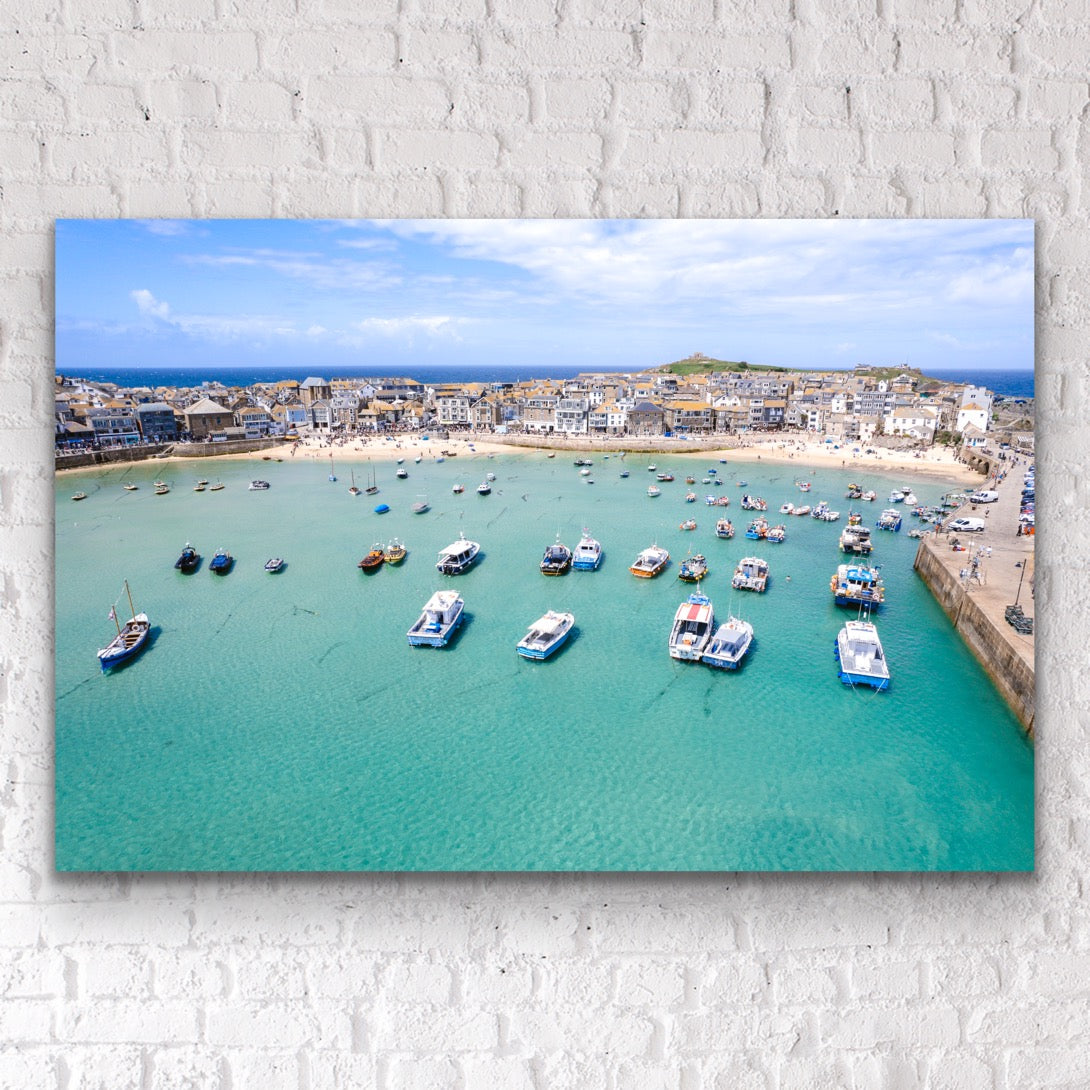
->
[55, 361, 1033, 470]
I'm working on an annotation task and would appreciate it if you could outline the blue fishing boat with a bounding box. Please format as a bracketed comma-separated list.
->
[830, 564, 885, 608]
[572, 529, 602, 571]
[174, 542, 199, 573]
[209, 548, 233, 574]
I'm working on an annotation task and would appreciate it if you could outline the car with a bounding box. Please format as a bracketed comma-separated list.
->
[947, 517, 986, 533]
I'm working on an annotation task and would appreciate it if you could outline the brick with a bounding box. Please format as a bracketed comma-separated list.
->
[206, 1003, 350, 1049]
[504, 131, 602, 171]
[795, 127, 862, 165]
[981, 127, 1060, 171]
[112, 31, 260, 72]
[619, 130, 764, 171]
[77, 947, 152, 998]
[374, 1007, 498, 1052]
[59, 1001, 200, 1044]
[377, 130, 498, 170]
[42, 904, 190, 947]
[642, 32, 791, 70]
[870, 130, 957, 169]
[265, 28, 396, 71]
[542, 77, 612, 121]
[142, 79, 220, 121]
[309, 75, 451, 122]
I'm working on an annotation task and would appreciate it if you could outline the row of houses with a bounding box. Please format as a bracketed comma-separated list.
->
[55, 368, 998, 450]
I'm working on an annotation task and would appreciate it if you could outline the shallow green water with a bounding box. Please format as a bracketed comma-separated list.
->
[55, 450, 1033, 871]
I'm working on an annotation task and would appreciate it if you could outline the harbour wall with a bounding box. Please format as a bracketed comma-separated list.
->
[913, 537, 1035, 737]
[55, 437, 285, 469]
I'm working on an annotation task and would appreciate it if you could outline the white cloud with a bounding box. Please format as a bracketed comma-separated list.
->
[354, 315, 466, 338]
[131, 289, 170, 319]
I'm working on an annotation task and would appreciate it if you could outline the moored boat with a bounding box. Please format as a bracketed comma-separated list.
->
[715, 517, 734, 539]
[668, 592, 716, 661]
[877, 508, 902, 532]
[834, 619, 890, 690]
[516, 610, 575, 660]
[358, 543, 385, 571]
[830, 563, 885, 608]
[647, 485, 661, 498]
[154, 484, 169, 495]
[839, 524, 873, 556]
[209, 548, 233, 574]
[740, 494, 767, 511]
[123, 483, 138, 491]
[765, 524, 786, 543]
[702, 616, 754, 670]
[407, 590, 465, 648]
[679, 518, 697, 531]
[264, 557, 284, 573]
[477, 480, 491, 495]
[412, 496, 430, 514]
[249, 480, 270, 490]
[97, 581, 150, 672]
[731, 555, 769, 592]
[384, 539, 407, 564]
[745, 517, 768, 540]
[72, 491, 87, 501]
[540, 535, 573, 575]
[572, 529, 602, 571]
[436, 535, 480, 575]
[678, 553, 708, 582]
[174, 542, 200, 573]
[629, 544, 670, 578]
[452, 483, 464, 494]
[396, 467, 409, 479]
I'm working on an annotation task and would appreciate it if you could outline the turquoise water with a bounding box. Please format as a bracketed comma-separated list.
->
[55, 451, 1034, 871]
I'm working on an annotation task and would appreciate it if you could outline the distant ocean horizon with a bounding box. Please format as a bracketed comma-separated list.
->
[62, 364, 1036, 399]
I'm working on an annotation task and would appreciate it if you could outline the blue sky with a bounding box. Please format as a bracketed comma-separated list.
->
[55, 218, 1035, 373]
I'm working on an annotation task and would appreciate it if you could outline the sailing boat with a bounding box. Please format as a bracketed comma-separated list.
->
[365, 461, 379, 495]
[328, 453, 337, 482]
[348, 469, 361, 496]
[97, 581, 151, 672]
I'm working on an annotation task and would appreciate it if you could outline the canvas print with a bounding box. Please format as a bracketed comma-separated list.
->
[54, 219, 1035, 871]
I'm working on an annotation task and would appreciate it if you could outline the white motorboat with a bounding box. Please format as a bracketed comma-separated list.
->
[436, 536, 480, 575]
[629, 544, 669, 578]
[839, 524, 873, 555]
[572, 529, 602, 570]
[249, 480, 270, 490]
[835, 619, 891, 690]
[668, 592, 716, 661]
[702, 616, 754, 670]
[407, 590, 465, 647]
[516, 610, 575, 660]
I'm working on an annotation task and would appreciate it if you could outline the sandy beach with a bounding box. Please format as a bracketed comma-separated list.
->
[59, 429, 984, 486]
[260, 431, 983, 486]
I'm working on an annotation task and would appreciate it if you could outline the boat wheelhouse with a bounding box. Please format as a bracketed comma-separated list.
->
[516, 610, 575, 660]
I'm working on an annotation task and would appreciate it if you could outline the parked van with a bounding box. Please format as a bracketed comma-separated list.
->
[969, 490, 999, 503]
[948, 517, 986, 533]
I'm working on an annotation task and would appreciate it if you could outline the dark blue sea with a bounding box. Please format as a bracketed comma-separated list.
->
[61, 364, 1036, 398]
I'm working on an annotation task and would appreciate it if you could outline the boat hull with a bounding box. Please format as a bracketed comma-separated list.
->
[98, 615, 151, 671]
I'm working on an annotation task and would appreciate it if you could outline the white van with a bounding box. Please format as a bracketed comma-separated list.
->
[948, 517, 986, 533]
[969, 490, 999, 503]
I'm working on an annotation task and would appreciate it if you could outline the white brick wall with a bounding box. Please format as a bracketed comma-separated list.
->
[1, 1, 1079, 1086]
